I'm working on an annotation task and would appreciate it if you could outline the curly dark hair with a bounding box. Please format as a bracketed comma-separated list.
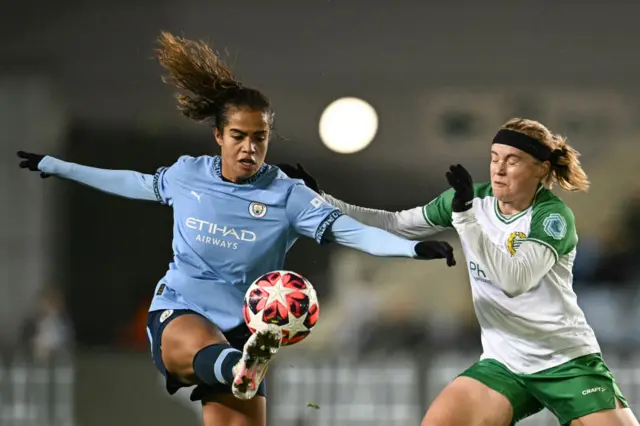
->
[156, 31, 274, 132]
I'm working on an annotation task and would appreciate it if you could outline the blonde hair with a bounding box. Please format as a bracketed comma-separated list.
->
[500, 118, 590, 192]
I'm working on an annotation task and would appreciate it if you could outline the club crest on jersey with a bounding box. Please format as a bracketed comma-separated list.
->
[507, 231, 527, 255]
[249, 202, 267, 218]
[543, 213, 567, 240]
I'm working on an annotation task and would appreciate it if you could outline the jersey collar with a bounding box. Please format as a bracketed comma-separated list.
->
[213, 156, 269, 185]
[493, 184, 545, 224]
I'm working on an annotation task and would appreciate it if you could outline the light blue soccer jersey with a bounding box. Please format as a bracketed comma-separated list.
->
[149, 155, 342, 330]
[39, 154, 422, 331]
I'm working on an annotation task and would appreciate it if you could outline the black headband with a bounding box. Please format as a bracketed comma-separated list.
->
[492, 129, 561, 163]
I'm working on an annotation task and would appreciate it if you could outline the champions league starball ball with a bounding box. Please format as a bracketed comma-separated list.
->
[243, 270, 320, 346]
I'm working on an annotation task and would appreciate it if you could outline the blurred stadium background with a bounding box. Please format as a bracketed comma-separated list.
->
[2, 1, 640, 425]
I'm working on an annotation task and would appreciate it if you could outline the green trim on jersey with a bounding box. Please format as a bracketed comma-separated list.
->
[493, 186, 544, 225]
[423, 182, 493, 228]
[423, 183, 577, 260]
[526, 188, 577, 260]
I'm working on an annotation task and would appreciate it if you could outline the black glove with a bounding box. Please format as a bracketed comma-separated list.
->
[276, 163, 320, 193]
[17, 151, 50, 178]
[415, 241, 456, 266]
[445, 164, 474, 212]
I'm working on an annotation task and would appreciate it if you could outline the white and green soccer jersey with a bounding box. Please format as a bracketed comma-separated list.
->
[324, 183, 600, 374]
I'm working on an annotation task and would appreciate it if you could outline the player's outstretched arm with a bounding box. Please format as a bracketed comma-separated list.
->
[328, 215, 456, 266]
[277, 162, 443, 240]
[285, 183, 455, 266]
[322, 194, 439, 240]
[17, 151, 157, 201]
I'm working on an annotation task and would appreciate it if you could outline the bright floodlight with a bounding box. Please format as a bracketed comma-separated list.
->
[319, 97, 378, 154]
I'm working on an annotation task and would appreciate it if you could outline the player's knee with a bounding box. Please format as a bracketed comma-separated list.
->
[202, 394, 266, 426]
[161, 314, 227, 377]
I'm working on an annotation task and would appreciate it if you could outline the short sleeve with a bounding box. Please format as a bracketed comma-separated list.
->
[527, 201, 577, 260]
[286, 184, 343, 244]
[423, 189, 455, 228]
[153, 155, 192, 205]
[424, 182, 494, 228]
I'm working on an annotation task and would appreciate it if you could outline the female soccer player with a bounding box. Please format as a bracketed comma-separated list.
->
[16, 32, 455, 426]
[280, 118, 639, 426]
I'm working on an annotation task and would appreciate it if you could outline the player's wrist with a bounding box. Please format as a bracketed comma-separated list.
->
[451, 197, 473, 212]
[451, 209, 476, 226]
[38, 155, 62, 174]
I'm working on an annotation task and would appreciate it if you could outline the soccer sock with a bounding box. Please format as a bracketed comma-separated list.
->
[192, 344, 242, 386]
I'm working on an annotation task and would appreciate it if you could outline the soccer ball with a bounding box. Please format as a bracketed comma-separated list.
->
[243, 270, 320, 346]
